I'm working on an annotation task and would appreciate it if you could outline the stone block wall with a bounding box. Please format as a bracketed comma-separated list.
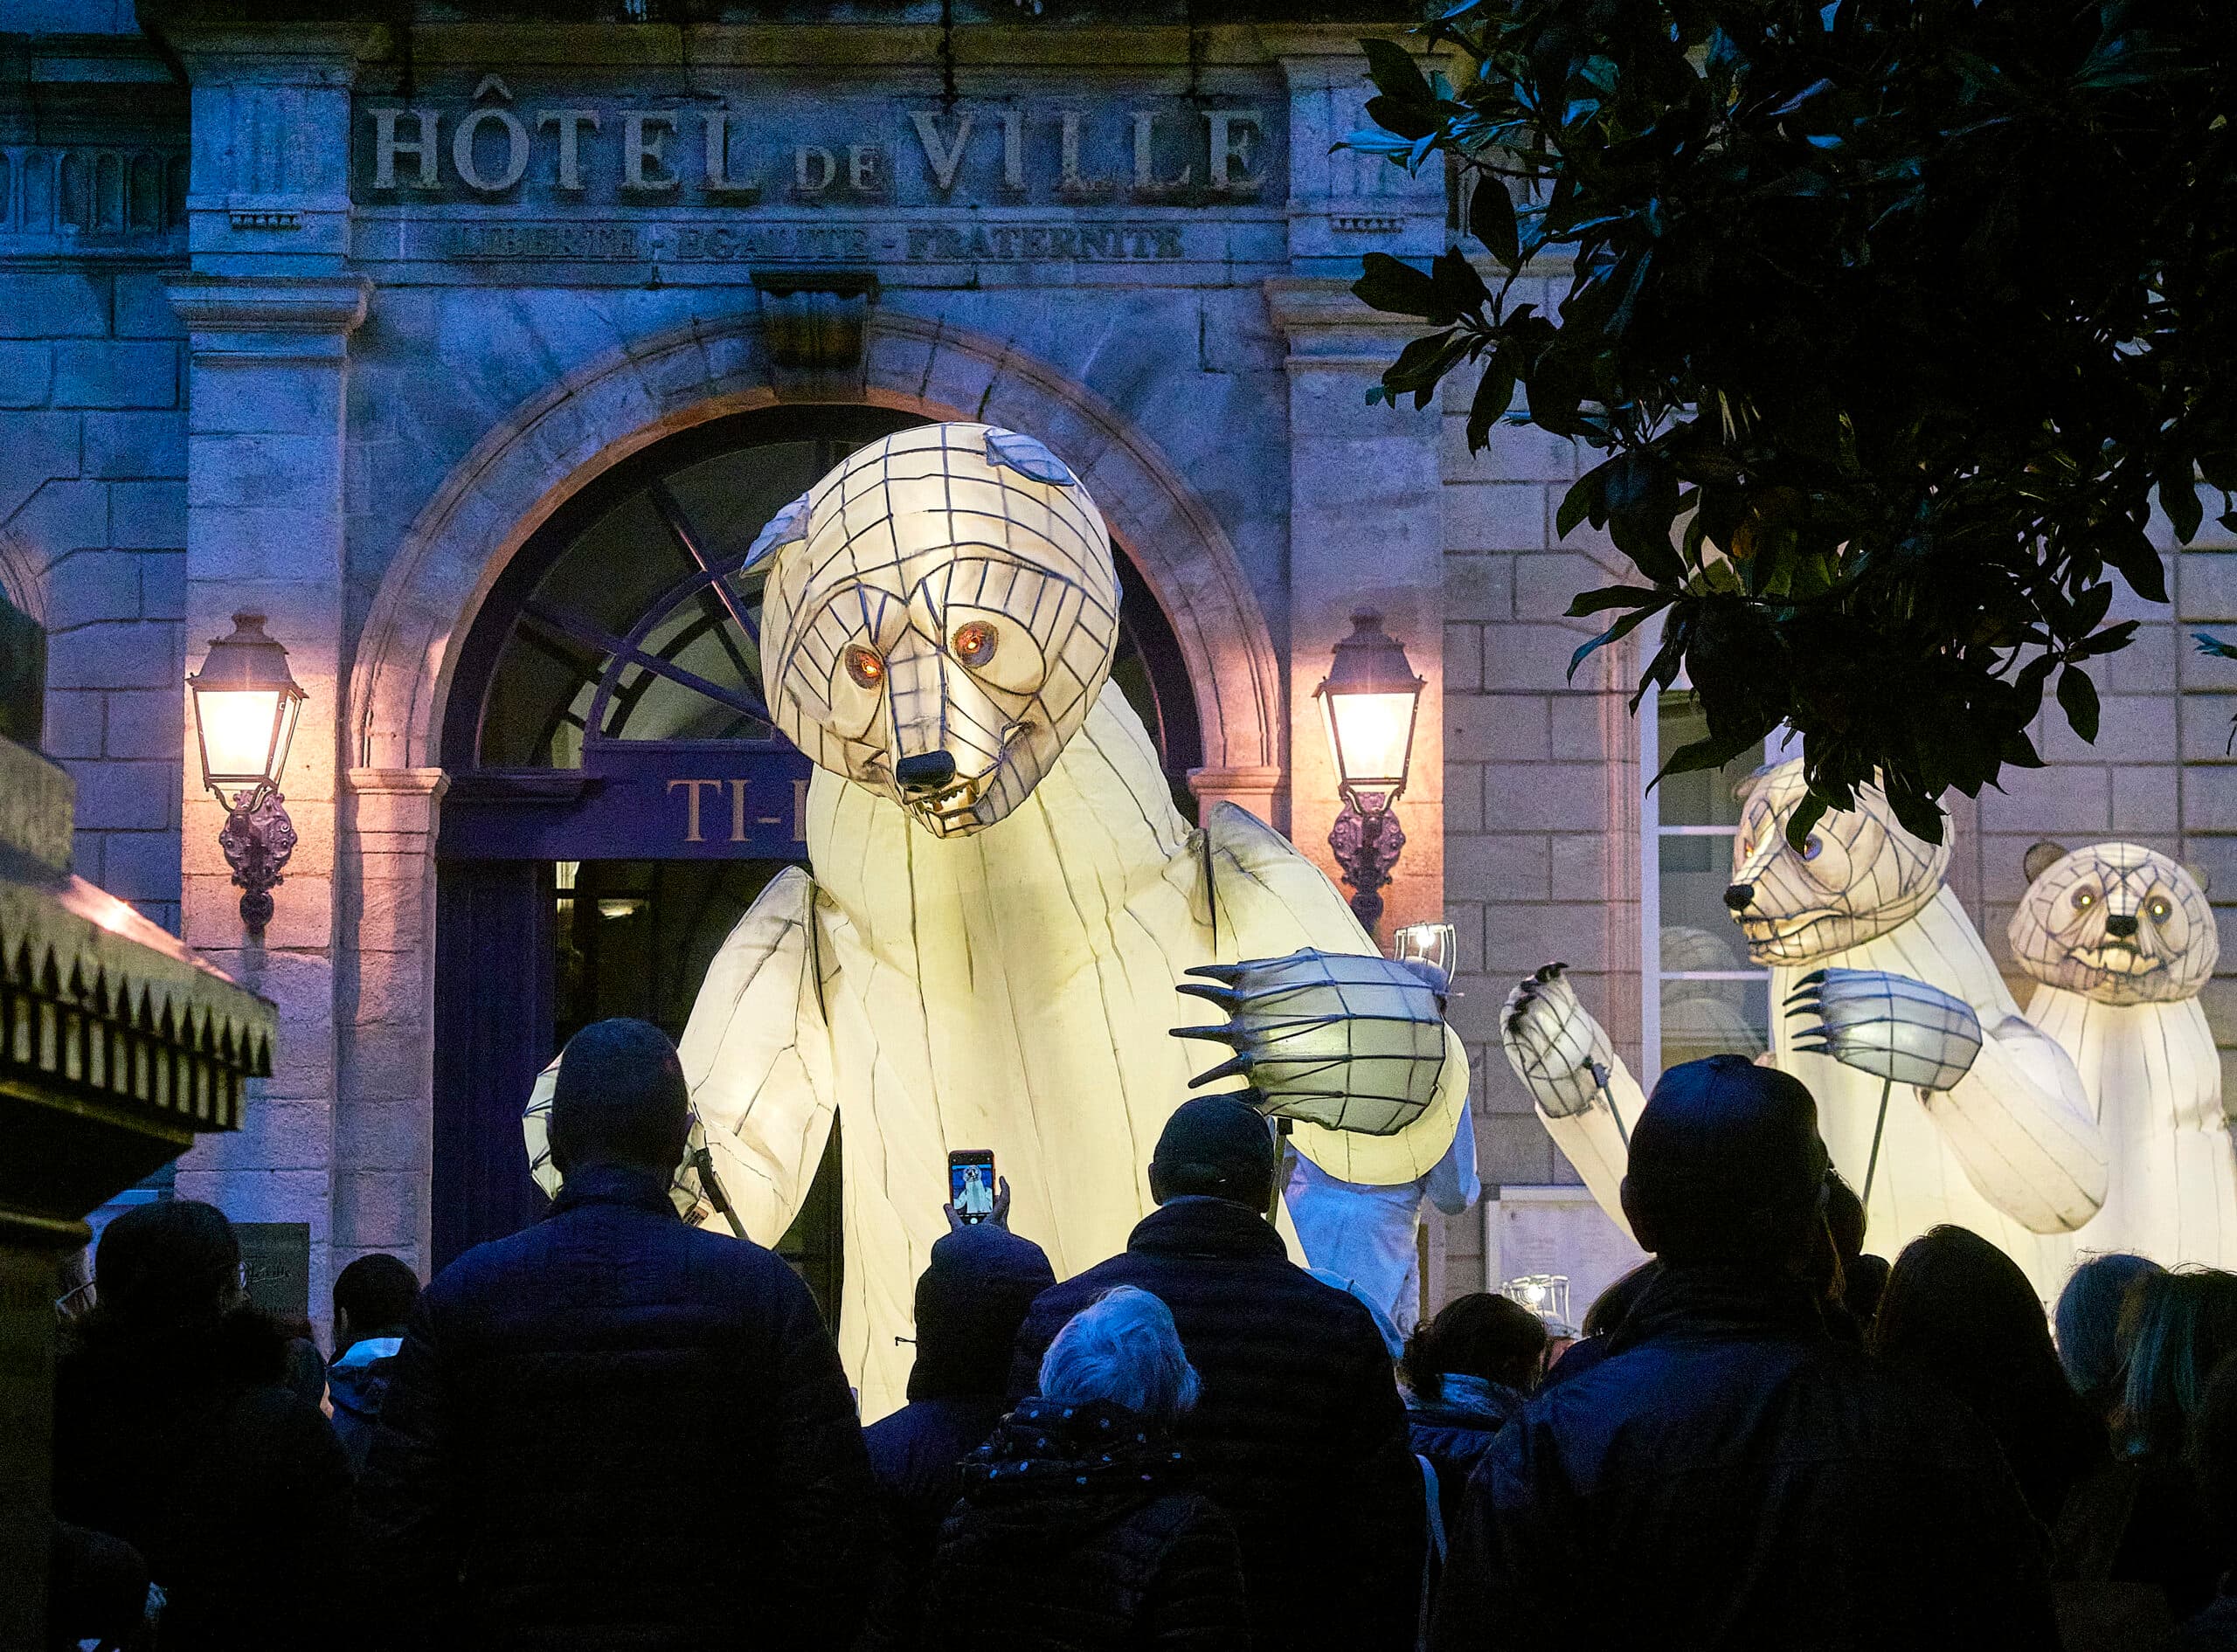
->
[1433, 278, 1648, 1295]
[0, 269, 187, 933]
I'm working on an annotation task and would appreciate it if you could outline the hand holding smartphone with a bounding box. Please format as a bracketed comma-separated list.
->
[946, 1149, 1006, 1230]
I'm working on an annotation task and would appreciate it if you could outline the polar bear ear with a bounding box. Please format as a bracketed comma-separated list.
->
[2022, 840, 2069, 884]
[743, 492, 812, 572]
[1730, 763, 1780, 805]
[2186, 861, 2213, 895]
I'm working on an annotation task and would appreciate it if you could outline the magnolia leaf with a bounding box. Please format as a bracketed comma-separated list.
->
[2057, 665, 2102, 744]
[1468, 175, 1521, 268]
[1352, 252, 1438, 319]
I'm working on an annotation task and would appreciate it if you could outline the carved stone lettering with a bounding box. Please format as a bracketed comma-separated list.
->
[453, 106, 530, 193]
[356, 84, 1282, 209]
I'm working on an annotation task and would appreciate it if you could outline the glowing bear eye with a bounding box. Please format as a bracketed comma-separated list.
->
[2149, 897, 2173, 923]
[952, 621, 998, 668]
[1802, 835, 1823, 861]
[2073, 888, 2096, 911]
[844, 646, 885, 689]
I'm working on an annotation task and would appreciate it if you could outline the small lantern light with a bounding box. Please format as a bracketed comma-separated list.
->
[187, 612, 304, 934]
[1316, 611, 1425, 931]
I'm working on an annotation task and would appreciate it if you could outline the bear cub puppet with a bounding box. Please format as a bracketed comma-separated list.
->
[2011, 840, 2233, 1269]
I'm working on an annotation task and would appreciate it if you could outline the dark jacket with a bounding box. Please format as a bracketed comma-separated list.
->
[2170, 1594, 2237, 1649]
[51, 1306, 353, 1652]
[357, 1162, 876, 1650]
[924, 1396, 1248, 1651]
[1408, 1376, 1524, 1539]
[860, 1224, 1056, 1650]
[1429, 1263, 2059, 1652]
[1009, 1197, 1423, 1652]
[329, 1331, 405, 1476]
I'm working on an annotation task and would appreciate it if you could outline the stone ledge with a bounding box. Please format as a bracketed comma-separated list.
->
[164, 274, 371, 336]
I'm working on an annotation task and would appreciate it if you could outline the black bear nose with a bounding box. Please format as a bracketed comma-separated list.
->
[1723, 882, 1756, 913]
[2104, 912, 2139, 939]
[894, 751, 958, 793]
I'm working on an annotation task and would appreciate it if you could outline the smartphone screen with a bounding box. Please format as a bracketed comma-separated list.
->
[948, 1149, 997, 1222]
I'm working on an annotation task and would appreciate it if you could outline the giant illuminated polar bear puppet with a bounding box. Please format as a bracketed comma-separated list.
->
[2011, 841, 2234, 1268]
[1504, 758, 2107, 1296]
[528, 423, 1467, 1418]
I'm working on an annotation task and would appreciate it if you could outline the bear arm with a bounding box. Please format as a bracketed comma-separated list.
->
[675, 865, 841, 1244]
[1922, 1014, 2108, 1234]
[1532, 1061, 1645, 1245]
[1191, 802, 1470, 1188]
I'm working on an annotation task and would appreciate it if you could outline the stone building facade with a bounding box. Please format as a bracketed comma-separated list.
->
[3, 0, 2231, 1335]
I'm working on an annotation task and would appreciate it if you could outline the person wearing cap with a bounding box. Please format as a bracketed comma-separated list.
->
[1429, 1055, 2057, 1651]
[357, 1018, 876, 1649]
[1008, 1095, 1424, 1652]
[858, 1207, 1057, 1650]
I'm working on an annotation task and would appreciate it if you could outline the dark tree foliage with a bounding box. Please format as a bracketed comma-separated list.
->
[1347, 0, 2237, 845]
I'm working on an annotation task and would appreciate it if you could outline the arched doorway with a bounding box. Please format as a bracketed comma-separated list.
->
[429, 404, 1204, 1321]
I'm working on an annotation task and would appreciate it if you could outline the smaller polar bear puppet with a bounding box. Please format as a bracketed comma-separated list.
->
[1502, 757, 2108, 1297]
[2010, 840, 2234, 1268]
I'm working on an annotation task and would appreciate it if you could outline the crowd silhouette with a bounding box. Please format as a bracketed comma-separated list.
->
[43, 1018, 2237, 1650]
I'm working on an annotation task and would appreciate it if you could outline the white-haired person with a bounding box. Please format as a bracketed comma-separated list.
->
[924, 1286, 1250, 1649]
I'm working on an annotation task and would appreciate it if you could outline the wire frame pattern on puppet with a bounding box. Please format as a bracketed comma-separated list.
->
[1729, 760, 1954, 965]
[1784, 966, 1984, 1091]
[751, 422, 1123, 838]
[1172, 949, 1448, 1137]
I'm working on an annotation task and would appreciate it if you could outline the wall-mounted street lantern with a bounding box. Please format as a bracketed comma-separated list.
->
[1316, 609, 1425, 933]
[187, 612, 304, 935]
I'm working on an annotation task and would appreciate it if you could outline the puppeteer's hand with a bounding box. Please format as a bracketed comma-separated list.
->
[1784, 968, 1983, 1092]
[944, 1175, 1013, 1234]
[1500, 964, 1613, 1120]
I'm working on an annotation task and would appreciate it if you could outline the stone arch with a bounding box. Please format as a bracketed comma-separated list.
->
[350, 309, 1285, 788]
[0, 522, 49, 626]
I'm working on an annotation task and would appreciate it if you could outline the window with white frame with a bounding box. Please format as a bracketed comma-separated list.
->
[1640, 689, 1776, 1075]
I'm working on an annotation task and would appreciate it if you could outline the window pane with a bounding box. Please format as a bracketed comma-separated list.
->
[1659, 974, 1769, 1068]
[1656, 691, 1763, 827]
[1659, 832, 1747, 942]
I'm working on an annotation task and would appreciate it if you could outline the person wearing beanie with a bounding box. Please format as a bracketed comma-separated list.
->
[858, 1217, 1056, 1650]
[1430, 1055, 2057, 1651]
[1008, 1096, 1424, 1651]
[358, 1017, 876, 1649]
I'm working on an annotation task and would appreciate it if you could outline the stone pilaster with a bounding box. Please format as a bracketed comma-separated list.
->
[1265, 278, 1447, 950]
[163, 21, 376, 1331]
[173, 22, 384, 274]
[336, 768, 447, 1282]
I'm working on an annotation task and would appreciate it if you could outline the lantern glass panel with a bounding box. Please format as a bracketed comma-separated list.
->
[1324, 688, 1418, 791]
[196, 688, 287, 785]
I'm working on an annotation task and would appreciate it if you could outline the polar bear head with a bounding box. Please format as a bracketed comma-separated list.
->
[1723, 757, 1951, 964]
[750, 423, 1121, 838]
[2009, 840, 2217, 1004]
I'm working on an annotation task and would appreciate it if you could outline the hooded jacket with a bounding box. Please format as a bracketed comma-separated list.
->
[329, 1331, 405, 1476]
[1407, 1375, 1526, 1538]
[1429, 1264, 2059, 1651]
[357, 1161, 875, 1650]
[51, 1305, 353, 1652]
[860, 1224, 1056, 1649]
[1009, 1196, 1423, 1652]
[924, 1396, 1248, 1650]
